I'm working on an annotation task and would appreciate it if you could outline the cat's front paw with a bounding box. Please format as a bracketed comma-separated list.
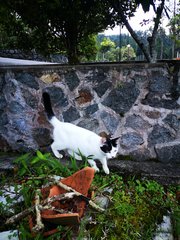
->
[54, 152, 63, 159]
[103, 167, 110, 175]
[92, 166, 100, 173]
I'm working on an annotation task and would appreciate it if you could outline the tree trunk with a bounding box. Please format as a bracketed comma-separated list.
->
[119, 11, 151, 62]
[148, 0, 165, 62]
[112, 0, 165, 63]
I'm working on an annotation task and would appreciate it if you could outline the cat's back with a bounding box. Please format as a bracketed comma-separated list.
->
[63, 122, 98, 138]
[53, 117, 98, 138]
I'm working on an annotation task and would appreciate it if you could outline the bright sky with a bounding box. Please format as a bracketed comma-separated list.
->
[103, 1, 177, 35]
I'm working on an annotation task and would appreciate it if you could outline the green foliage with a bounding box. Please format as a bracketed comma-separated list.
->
[14, 151, 71, 178]
[0, 152, 179, 239]
[121, 44, 136, 60]
[168, 13, 180, 47]
[100, 37, 115, 53]
[1, 0, 116, 64]
[89, 174, 179, 240]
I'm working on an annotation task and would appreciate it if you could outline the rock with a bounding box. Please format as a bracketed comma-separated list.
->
[153, 214, 173, 240]
[125, 115, 151, 130]
[0, 95, 6, 110]
[21, 88, 39, 109]
[0, 75, 5, 91]
[16, 73, 39, 90]
[148, 125, 175, 147]
[12, 118, 28, 134]
[163, 114, 180, 131]
[153, 232, 173, 240]
[44, 86, 68, 108]
[100, 110, 119, 134]
[32, 128, 52, 148]
[8, 101, 24, 114]
[63, 106, 80, 122]
[142, 93, 179, 109]
[155, 141, 180, 163]
[78, 118, 99, 132]
[0, 111, 8, 132]
[121, 132, 144, 149]
[87, 68, 108, 83]
[102, 82, 140, 115]
[94, 196, 110, 209]
[0, 136, 10, 151]
[84, 104, 98, 116]
[40, 73, 61, 83]
[76, 89, 93, 105]
[94, 80, 112, 97]
[145, 110, 161, 119]
[64, 71, 80, 91]
[149, 74, 172, 93]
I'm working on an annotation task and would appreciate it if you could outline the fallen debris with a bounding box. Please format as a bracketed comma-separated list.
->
[5, 167, 105, 237]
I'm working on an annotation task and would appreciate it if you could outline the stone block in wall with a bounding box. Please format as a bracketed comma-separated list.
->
[155, 141, 180, 163]
[125, 114, 151, 130]
[32, 128, 52, 148]
[63, 106, 80, 122]
[142, 92, 179, 109]
[141, 72, 180, 109]
[64, 71, 80, 91]
[93, 80, 112, 97]
[102, 82, 140, 115]
[148, 125, 176, 146]
[149, 74, 172, 93]
[40, 73, 61, 84]
[21, 88, 39, 109]
[77, 118, 99, 133]
[99, 110, 120, 135]
[163, 114, 180, 131]
[121, 132, 144, 149]
[44, 86, 68, 108]
[76, 89, 93, 105]
[8, 101, 25, 114]
[84, 104, 98, 116]
[144, 110, 161, 119]
[0, 136, 11, 151]
[86, 67, 109, 83]
[0, 111, 8, 134]
[16, 73, 39, 90]
[0, 95, 6, 110]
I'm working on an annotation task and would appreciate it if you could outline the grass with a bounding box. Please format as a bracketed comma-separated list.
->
[0, 151, 179, 240]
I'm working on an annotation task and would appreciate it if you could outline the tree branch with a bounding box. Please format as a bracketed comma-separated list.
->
[5, 180, 105, 226]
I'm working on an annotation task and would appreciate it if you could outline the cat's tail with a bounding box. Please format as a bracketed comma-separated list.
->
[42, 92, 55, 120]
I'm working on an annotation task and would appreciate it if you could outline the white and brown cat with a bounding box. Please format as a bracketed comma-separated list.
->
[42, 92, 119, 174]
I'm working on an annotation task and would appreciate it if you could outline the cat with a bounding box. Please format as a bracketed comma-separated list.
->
[42, 92, 119, 174]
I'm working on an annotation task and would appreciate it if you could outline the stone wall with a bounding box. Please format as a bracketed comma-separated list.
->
[0, 61, 180, 166]
[0, 49, 68, 63]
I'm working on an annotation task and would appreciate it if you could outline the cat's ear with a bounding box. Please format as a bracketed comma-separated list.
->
[100, 137, 107, 146]
[110, 137, 120, 147]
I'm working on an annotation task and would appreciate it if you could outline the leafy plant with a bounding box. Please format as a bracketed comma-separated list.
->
[0, 151, 179, 240]
[89, 174, 179, 240]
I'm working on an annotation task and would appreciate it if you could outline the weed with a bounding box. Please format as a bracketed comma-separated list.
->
[0, 151, 179, 240]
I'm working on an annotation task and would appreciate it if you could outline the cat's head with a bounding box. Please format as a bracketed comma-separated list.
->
[100, 137, 119, 159]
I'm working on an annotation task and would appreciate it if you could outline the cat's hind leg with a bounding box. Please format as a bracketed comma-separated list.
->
[51, 142, 63, 159]
[88, 159, 100, 172]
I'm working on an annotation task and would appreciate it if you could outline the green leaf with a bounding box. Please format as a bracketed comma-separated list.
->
[36, 150, 46, 160]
